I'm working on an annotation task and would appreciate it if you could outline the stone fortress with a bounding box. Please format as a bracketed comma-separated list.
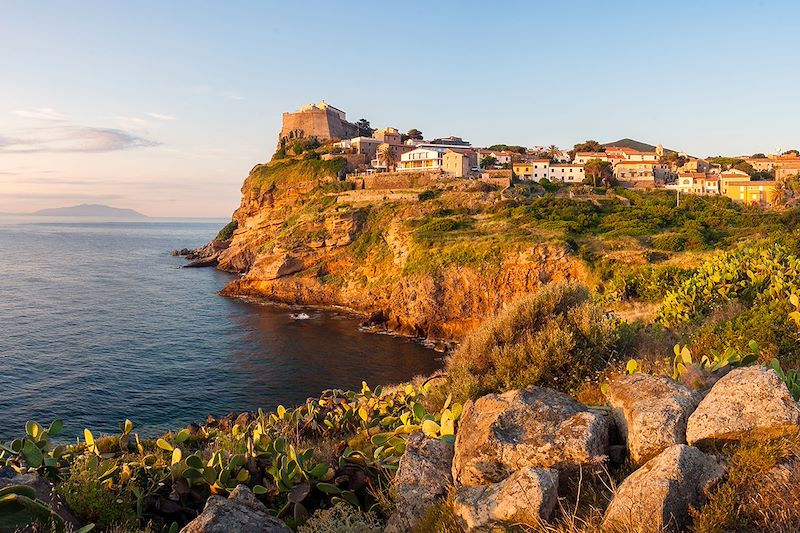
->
[279, 101, 359, 146]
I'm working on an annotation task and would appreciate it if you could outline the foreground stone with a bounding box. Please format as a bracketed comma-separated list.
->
[603, 444, 724, 533]
[452, 386, 611, 486]
[453, 467, 558, 532]
[181, 485, 291, 533]
[0, 472, 79, 530]
[686, 366, 800, 447]
[384, 432, 454, 533]
[607, 373, 700, 464]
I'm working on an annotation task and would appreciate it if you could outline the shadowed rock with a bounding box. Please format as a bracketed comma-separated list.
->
[384, 432, 454, 533]
[603, 444, 724, 533]
[453, 467, 558, 532]
[181, 485, 290, 533]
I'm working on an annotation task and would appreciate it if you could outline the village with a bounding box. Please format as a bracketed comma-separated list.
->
[279, 101, 800, 207]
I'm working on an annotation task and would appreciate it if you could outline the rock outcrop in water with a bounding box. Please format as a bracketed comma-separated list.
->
[192, 158, 587, 340]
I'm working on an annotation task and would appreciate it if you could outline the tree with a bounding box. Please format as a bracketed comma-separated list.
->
[547, 144, 560, 160]
[406, 128, 423, 140]
[488, 144, 526, 154]
[732, 161, 755, 175]
[569, 140, 604, 160]
[583, 159, 613, 187]
[751, 153, 767, 159]
[480, 156, 498, 168]
[782, 149, 799, 156]
[376, 143, 397, 171]
[356, 119, 374, 137]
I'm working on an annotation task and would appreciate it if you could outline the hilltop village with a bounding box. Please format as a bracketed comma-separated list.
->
[278, 101, 800, 207]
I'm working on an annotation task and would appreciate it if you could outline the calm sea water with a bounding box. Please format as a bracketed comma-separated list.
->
[0, 216, 441, 441]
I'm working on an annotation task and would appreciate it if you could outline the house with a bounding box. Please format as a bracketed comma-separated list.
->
[369, 127, 414, 170]
[614, 161, 657, 184]
[443, 150, 474, 178]
[512, 161, 533, 179]
[605, 146, 659, 162]
[676, 172, 716, 195]
[775, 161, 800, 180]
[397, 148, 444, 172]
[530, 159, 550, 181]
[720, 169, 750, 195]
[723, 181, 779, 206]
[573, 152, 609, 165]
[550, 164, 585, 183]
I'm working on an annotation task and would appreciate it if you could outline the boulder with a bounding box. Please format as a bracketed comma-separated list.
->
[181, 485, 291, 533]
[384, 433, 455, 533]
[452, 386, 611, 486]
[250, 253, 304, 280]
[602, 444, 724, 533]
[0, 473, 79, 530]
[686, 366, 800, 447]
[452, 467, 558, 532]
[606, 373, 701, 464]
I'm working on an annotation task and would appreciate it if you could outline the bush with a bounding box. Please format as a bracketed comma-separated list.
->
[58, 456, 138, 530]
[299, 503, 383, 533]
[215, 219, 238, 241]
[650, 232, 687, 251]
[446, 282, 620, 400]
[692, 437, 800, 533]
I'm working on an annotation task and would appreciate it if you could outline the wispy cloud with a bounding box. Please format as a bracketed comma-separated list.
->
[222, 91, 244, 101]
[145, 112, 176, 121]
[0, 125, 159, 153]
[13, 108, 68, 121]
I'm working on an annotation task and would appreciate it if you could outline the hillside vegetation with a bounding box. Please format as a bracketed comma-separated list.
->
[4, 158, 800, 532]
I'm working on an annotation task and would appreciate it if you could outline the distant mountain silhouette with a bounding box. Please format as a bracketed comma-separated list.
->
[603, 138, 676, 154]
[31, 204, 147, 217]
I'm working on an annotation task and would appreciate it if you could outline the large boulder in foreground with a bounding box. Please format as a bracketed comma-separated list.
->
[603, 444, 724, 533]
[607, 373, 701, 464]
[453, 467, 558, 532]
[384, 433, 455, 533]
[452, 386, 611, 486]
[0, 472, 80, 530]
[686, 366, 800, 447]
[181, 485, 291, 533]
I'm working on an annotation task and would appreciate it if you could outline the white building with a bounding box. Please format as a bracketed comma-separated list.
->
[396, 148, 444, 172]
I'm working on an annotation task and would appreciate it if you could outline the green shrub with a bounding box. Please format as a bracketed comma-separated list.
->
[657, 243, 800, 326]
[58, 456, 138, 530]
[299, 503, 383, 533]
[650, 232, 687, 251]
[446, 282, 620, 400]
[215, 220, 238, 241]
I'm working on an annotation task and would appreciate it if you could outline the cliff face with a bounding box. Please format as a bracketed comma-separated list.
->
[211, 159, 589, 341]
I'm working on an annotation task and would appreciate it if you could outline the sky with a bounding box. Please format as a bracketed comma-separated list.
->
[1, 0, 798, 217]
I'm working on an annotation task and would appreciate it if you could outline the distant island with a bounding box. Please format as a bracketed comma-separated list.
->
[31, 203, 147, 218]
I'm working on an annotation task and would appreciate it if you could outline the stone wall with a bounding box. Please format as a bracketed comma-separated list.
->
[279, 108, 359, 144]
[351, 171, 440, 190]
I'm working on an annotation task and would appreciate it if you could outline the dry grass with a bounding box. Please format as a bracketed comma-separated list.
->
[691, 436, 800, 533]
[445, 282, 620, 401]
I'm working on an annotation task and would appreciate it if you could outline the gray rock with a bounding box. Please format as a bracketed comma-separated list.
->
[181, 485, 291, 533]
[607, 373, 701, 464]
[453, 467, 558, 532]
[686, 366, 800, 447]
[452, 386, 611, 486]
[384, 432, 455, 533]
[602, 444, 724, 533]
[0, 473, 79, 530]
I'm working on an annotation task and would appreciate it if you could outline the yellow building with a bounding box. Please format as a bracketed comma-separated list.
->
[512, 162, 533, 179]
[724, 181, 779, 206]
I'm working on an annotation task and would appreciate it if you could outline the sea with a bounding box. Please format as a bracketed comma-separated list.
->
[0, 216, 442, 441]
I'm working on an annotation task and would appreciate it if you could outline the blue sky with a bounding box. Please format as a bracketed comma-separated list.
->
[1, 0, 798, 216]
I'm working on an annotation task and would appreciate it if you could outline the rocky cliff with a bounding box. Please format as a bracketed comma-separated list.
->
[202, 158, 589, 340]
